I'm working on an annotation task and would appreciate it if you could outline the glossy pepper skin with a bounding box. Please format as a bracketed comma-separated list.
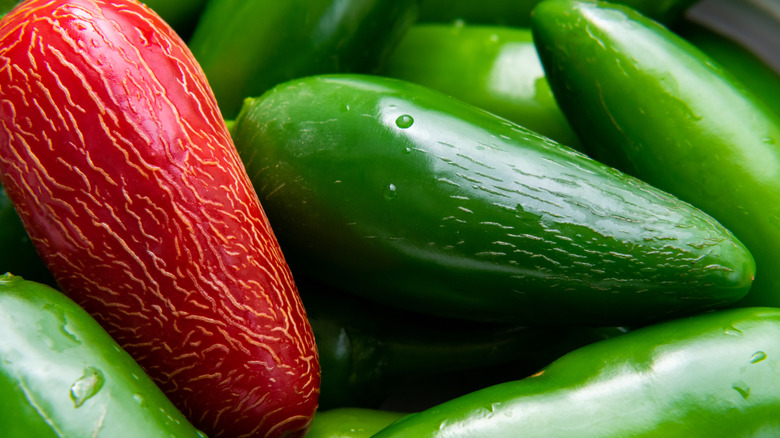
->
[187, 0, 420, 118]
[231, 74, 755, 326]
[372, 307, 780, 437]
[0, 182, 56, 287]
[532, 0, 780, 308]
[416, 0, 697, 27]
[0, 1, 318, 437]
[306, 408, 406, 438]
[381, 23, 582, 149]
[302, 282, 619, 409]
[676, 20, 780, 116]
[0, 274, 206, 438]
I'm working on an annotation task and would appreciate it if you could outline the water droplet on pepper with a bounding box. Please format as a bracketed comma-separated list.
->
[70, 365, 104, 408]
[395, 114, 414, 129]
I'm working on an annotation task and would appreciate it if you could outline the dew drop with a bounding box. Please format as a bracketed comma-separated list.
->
[395, 114, 414, 129]
[750, 351, 767, 364]
[403, 147, 412, 154]
[133, 393, 145, 405]
[382, 184, 398, 201]
[70, 365, 104, 408]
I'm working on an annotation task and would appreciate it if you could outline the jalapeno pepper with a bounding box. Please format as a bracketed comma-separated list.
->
[188, 0, 421, 118]
[0, 274, 205, 438]
[231, 73, 755, 326]
[532, 0, 780, 307]
[372, 307, 780, 437]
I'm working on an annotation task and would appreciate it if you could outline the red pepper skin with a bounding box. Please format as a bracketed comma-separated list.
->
[0, 1, 319, 437]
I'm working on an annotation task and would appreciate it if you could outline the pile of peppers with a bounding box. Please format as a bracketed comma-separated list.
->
[1, 0, 780, 437]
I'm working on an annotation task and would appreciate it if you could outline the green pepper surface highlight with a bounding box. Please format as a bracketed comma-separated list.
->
[416, 0, 697, 27]
[188, 0, 420, 118]
[381, 23, 582, 150]
[371, 307, 780, 437]
[302, 282, 621, 409]
[676, 19, 780, 116]
[231, 73, 755, 326]
[0, 183, 56, 287]
[307, 408, 406, 438]
[0, 274, 205, 438]
[532, 0, 780, 307]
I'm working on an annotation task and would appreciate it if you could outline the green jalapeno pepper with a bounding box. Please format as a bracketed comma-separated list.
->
[532, 0, 780, 307]
[372, 307, 780, 437]
[188, 0, 420, 118]
[230, 73, 755, 326]
[0, 274, 205, 438]
[381, 23, 582, 149]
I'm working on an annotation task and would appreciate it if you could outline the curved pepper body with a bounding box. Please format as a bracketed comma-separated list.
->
[0, 274, 205, 438]
[0, 1, 318, 437]
[381, 24, 582, 149]
[372, 307, 780, 437]
[231, 74, 754, 326]
[532, 0, 780, 307]
[188, 0, 420, 118]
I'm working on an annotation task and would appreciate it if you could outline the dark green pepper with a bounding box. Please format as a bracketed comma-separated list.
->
[302, 281, 621, 409]
[306, 408, 406, 438]
[0, 183, 56, 287]
[231, 73, 754, 326]
[532, 0, 780, 307]
[0, 274, 205, 437]
[188, 0, 420, 118]
[416, 0, 697, 27]
[372, 307, 780, 437]
[381, 23, 582, 149]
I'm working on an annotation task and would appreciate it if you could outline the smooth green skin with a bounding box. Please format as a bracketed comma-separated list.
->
[416, 0, 697, 27]
[307, 408, 406, 438]
[0, 274, 205, 438]
[372, 307, 780, 437]
[302, 282, 622, 409]
[188, 0, 420, 118]
[231, 74, 755, 326]
[677, 20, 780, 116]
[381, 24, 582, 150]
[141, 0, 207, 40]
[532, 0, 780, 308]
[0, 183, 57, 287]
